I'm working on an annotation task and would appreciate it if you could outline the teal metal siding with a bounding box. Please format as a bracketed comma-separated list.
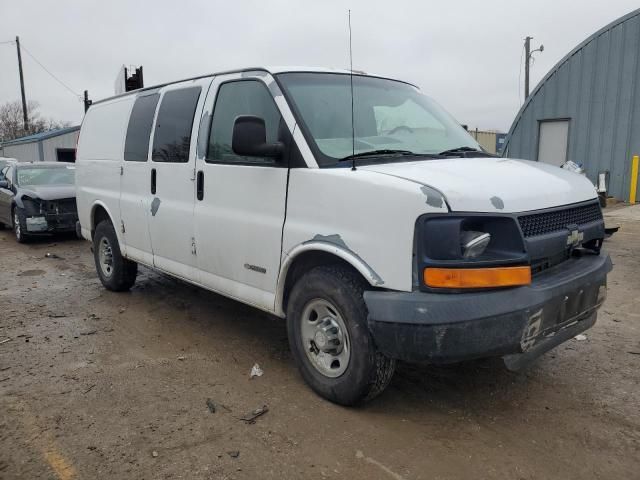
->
[504, 9, 640, 200]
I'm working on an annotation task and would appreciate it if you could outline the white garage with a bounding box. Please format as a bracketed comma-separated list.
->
[0, 125, 80, 163]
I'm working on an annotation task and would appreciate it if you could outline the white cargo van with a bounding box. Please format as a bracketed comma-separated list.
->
[76, 67, 611, 405]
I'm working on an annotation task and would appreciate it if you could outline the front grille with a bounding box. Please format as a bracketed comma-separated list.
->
[44, 198, 77, 215]
[518, 202, 603, 238]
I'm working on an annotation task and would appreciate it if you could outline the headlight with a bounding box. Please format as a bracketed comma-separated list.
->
[461, 230, 491, 258]
[21, 196, 43, 215]
[416, 214, 528, 290]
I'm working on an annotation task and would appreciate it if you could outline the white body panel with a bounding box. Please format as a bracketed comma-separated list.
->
[281, 167, 447, 297]
[76, 97, 134, 252]
[146, 79, 211, 279]
[193, 72, 295, 311]
[75, 66, 599, 318]
[360, 157, 597, 213]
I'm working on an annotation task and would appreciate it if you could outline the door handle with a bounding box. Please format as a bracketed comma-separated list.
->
[151, 168, 157, 195]
[196, 170, 204, 201]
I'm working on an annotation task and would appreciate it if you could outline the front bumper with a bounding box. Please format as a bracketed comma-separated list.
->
[364, 253, 612, 370]
[25, 213, 79, 234]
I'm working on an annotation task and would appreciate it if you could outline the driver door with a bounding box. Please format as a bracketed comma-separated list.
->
[0, 166, 15, 225]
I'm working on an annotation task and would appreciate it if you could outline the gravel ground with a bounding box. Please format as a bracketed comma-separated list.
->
[0, 209, 638, 480]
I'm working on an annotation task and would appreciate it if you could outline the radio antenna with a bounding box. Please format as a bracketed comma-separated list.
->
[348, 10, 356, 171]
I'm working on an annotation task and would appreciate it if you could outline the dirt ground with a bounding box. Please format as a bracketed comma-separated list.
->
[1, 210, 639, 480]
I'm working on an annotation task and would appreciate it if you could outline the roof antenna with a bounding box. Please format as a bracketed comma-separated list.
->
[348, 10, 356, 171]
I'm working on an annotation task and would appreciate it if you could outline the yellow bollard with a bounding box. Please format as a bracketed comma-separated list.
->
[631, 155, 639, 204]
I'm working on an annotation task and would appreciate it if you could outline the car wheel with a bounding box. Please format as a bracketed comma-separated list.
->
[13, 207, 30, 243]
[93, 220, 138, 291]
[286, 265, 396, 406]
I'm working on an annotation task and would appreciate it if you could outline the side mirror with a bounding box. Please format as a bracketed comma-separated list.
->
[232, 115, 284, 159]
[0, 180, 8, 189]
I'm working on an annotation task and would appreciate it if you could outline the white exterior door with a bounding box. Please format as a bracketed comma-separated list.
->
[193, 73, 291, 311]
[147, 80, 209, 279]
[538, 120, 569, 166]
[120, 92, 159, 266]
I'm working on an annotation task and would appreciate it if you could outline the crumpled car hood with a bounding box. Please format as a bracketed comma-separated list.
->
[19, 184, 76, 201]
[359, 157, 597, 213]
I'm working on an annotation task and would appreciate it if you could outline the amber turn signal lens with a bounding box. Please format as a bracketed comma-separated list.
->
[424, 266, 531, 289]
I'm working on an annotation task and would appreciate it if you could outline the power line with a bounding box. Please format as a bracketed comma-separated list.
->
[19, 43, 81, 100]
[0, 40, 15, 45]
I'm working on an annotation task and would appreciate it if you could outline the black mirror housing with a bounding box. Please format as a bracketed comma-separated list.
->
[0, 180, 8, 189]
[232, 115, 284, 159]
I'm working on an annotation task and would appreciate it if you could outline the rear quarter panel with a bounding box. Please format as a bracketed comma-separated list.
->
[76, 96, 135, 244]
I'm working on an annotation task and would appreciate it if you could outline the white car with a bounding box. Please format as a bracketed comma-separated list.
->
[75, 67, 611, 405]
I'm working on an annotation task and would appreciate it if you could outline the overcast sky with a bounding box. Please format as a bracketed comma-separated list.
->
[1, 0, 638, 132]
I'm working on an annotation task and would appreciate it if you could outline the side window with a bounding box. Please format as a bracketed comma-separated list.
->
[207, 80, 281, 164]
[124, 93, 160, 161]
[152, 87, 201, 163]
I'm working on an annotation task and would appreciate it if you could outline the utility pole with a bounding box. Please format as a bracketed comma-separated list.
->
[524, 36, 544, 99]
[15, 36, 29, 132]
[83, 90, 92, 112]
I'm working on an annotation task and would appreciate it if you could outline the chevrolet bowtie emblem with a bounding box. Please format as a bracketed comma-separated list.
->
[566, 229, 584, 248]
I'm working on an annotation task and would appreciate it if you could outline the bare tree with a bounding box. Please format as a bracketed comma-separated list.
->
[0, 100, 71, 142]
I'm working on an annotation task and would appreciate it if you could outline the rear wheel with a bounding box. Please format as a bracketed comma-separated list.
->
[286, 265, 396, 406]
[13, 208, 30, 243]
[93, 220, 137, 291]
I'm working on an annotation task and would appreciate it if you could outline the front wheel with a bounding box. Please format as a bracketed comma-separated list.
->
[286, 265, 396, 406]
[13, 208, 30, 243]
[93, 220, 138, 291]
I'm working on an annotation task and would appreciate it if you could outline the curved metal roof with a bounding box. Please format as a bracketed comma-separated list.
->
[503, 7, 640, 152]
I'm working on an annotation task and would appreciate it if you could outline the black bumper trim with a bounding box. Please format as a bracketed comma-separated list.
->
[364, 253, 611, 365]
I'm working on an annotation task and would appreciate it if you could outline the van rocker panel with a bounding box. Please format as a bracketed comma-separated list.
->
[364, 253, 612, 367]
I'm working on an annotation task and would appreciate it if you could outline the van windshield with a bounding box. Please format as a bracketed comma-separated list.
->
[277, 72, 479, 165]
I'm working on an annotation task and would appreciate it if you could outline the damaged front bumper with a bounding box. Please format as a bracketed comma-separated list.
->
[364, 252, 612, 370]
[25, 213, 79, 234]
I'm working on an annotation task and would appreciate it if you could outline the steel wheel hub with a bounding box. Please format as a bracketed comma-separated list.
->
[98, 237, 114, 278]
[14, 212, 20, 238]
[300, 299, 350, 378]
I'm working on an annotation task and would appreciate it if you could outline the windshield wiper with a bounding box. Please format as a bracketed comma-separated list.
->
[339, 149, 416, 161]
[438, 146, 481, 156]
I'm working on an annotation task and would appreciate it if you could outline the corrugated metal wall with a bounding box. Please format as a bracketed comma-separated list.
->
[504, 9, 640, 200]
[1, 141, 41, 162]
[42, 131, 79, 162]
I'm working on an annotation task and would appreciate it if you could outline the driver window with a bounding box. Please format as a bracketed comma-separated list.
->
[206, 80, 282, 165]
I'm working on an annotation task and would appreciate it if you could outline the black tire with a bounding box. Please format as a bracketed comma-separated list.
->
[12, 207, 30, 243]
[93, 220, 137, 291]
[286, 265, 396, 406]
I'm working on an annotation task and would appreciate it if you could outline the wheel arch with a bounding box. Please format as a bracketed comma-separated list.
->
[90, 201, 120, 243]
[275, 241, 384, 317]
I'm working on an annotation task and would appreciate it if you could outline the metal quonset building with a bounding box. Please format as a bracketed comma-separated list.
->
[0, 126, 80, 163]
[503, 8, 640, 201]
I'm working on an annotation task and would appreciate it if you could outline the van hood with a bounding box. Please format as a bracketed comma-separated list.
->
[359, 157, 597, 213]
[19, 184, 76, 200]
